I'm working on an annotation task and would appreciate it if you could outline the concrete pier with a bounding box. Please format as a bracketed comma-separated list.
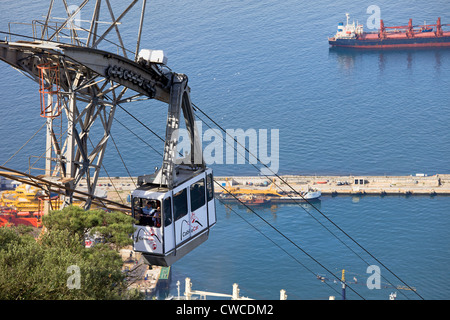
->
[95, 174, 450, 203]
[212, 174, 450, 196]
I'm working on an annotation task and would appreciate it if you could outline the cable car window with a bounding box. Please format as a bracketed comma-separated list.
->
[190, 178, 205, 212]
[136, 199, 161, 227]
[173, 188, 188, 221]
[132, 197, 142, 215]
[163, 197, 172, 227]
[132, 197, 142, 223]
[206, 173, 214, 202]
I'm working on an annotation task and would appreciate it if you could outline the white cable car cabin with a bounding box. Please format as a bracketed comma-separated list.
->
[131, 72, 216, 266]
[132, 168, 216, 266]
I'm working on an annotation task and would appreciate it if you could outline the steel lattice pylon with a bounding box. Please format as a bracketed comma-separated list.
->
[0, 0, 197, 212]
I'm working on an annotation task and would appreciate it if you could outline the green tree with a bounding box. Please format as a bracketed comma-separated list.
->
[0, 206, 141, 300]
[42, 206, 135, 249]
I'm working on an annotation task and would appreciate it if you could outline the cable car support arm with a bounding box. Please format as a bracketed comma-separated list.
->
[0, 34, 203, 208]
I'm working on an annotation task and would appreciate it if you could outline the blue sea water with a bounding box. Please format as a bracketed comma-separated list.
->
[0, 0, 450, 299]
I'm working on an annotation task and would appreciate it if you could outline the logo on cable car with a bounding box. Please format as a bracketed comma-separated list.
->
[181, 212, 204, 239]
[135, 228, 161, 250]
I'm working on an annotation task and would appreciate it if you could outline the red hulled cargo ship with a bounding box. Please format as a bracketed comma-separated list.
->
[329, 14, 450, 49]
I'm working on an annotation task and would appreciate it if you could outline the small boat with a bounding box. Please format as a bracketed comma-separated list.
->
[277, 190, 322, 202]
[217, 193, 237, 202]
[237, 194, 271, 205]
[217, 178, 321, 205]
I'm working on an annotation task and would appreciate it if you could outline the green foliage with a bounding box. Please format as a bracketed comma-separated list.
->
[0, 206, 141, 300]
[43, 206, 135, 249]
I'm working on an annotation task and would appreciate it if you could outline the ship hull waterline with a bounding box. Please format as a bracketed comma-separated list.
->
[329, 36, 450, 49]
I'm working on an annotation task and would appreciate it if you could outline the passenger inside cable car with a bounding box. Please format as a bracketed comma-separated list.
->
[133, 198, 162, 227]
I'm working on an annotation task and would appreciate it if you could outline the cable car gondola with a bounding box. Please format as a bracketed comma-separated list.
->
[131, 73, 216, 266]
